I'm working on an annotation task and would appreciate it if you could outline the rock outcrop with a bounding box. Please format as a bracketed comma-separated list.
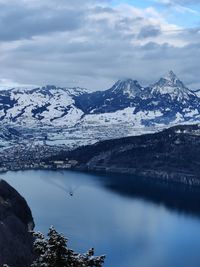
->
[0, 179, 34, 267]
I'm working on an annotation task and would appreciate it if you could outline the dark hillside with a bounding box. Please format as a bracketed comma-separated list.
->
[49, 124, 200, 186]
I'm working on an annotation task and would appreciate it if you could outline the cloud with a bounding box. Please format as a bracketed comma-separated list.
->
[0, 1, 86, 41]
[0, 78, 37, 89]
[0, 0, 199, 90]
[138, 25, 161, 39]
[156, 0, 200, 13]
[156, 0, 200, 5]
[169, 0, 200, 4]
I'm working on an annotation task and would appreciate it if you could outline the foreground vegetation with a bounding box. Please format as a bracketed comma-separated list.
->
[31, 227, 105, 267]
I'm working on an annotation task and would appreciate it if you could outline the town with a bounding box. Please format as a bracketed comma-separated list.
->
[0, 143, 78, 173]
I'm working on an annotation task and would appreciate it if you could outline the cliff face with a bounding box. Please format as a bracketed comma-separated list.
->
[0, 179, 34, 267]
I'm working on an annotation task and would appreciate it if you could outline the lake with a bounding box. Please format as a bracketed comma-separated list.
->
[2, 170, 200, 267]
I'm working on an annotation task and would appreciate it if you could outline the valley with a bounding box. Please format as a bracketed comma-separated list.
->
[1, 71, 200, 183]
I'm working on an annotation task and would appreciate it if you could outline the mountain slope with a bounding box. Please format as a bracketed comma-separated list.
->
[150, 70, 195, 100]
[0, 86, 86, 127]
[54, 124, 200, 186]
[77, 71, 200, 129]
[74, 79, 147, 114]
[0, 71, 199, 147]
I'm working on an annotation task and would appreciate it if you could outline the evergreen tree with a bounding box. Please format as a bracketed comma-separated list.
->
[31, 226, 105, 267]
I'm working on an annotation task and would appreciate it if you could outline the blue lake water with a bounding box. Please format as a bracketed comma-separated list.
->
[2, 170, 200, 267]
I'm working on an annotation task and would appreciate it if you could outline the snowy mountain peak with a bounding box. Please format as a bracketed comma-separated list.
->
[0, 72, 200, 140]
[157, 70, 185, 87]
[9, 85, 88, 98]
[151, 71, 195, 101]
[111, 79, 143, 98]
[164, 70, 178, 82]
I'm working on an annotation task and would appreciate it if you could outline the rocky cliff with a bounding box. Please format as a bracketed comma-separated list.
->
[0, 180, 34, 267]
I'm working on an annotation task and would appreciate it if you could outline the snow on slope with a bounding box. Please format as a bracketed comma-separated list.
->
[0, 71, 199, 138]
[81, 107, 163, 127]
[192, 89, 200, 98]
[0, 86, 85, 127]
[151, 71, 195, 101]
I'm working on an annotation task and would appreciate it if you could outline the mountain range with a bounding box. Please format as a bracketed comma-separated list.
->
[0, 71, 200, 146]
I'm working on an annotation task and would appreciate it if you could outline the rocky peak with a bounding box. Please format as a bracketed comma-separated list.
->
[154, 71, 186, 88]
[164, 70, 178, 82]
[111, 79, 143, 98]
[151, 71, 195, 100]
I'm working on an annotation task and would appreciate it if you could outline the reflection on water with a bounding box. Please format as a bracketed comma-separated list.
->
[99, 173, 200, 217]
[2, 170, 200, 267]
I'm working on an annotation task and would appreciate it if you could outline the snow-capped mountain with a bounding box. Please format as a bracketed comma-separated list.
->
[0, 71, 200, 147]
[74, 79, 148, 114]
[0, 85, 87, 127]
[150, 70, 196, 101]
[75, 71, 200, 127]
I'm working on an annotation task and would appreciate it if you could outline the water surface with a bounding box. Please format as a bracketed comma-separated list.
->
[2, 170, 200, 267]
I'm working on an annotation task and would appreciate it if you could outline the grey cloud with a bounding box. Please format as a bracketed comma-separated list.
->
[0, 0, 199, 90]
[114, 17, 143, 33]
[2, 29, 200, 90]
[0, 2, 86, 41]
[92, 6, 116, 14]
[138, 26, 161, 39]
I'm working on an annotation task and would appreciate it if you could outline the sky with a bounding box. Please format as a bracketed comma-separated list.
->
[0, 0, 200, 90]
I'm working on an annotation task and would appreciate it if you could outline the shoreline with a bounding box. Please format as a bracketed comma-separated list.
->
[1, 164, 200, 188]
